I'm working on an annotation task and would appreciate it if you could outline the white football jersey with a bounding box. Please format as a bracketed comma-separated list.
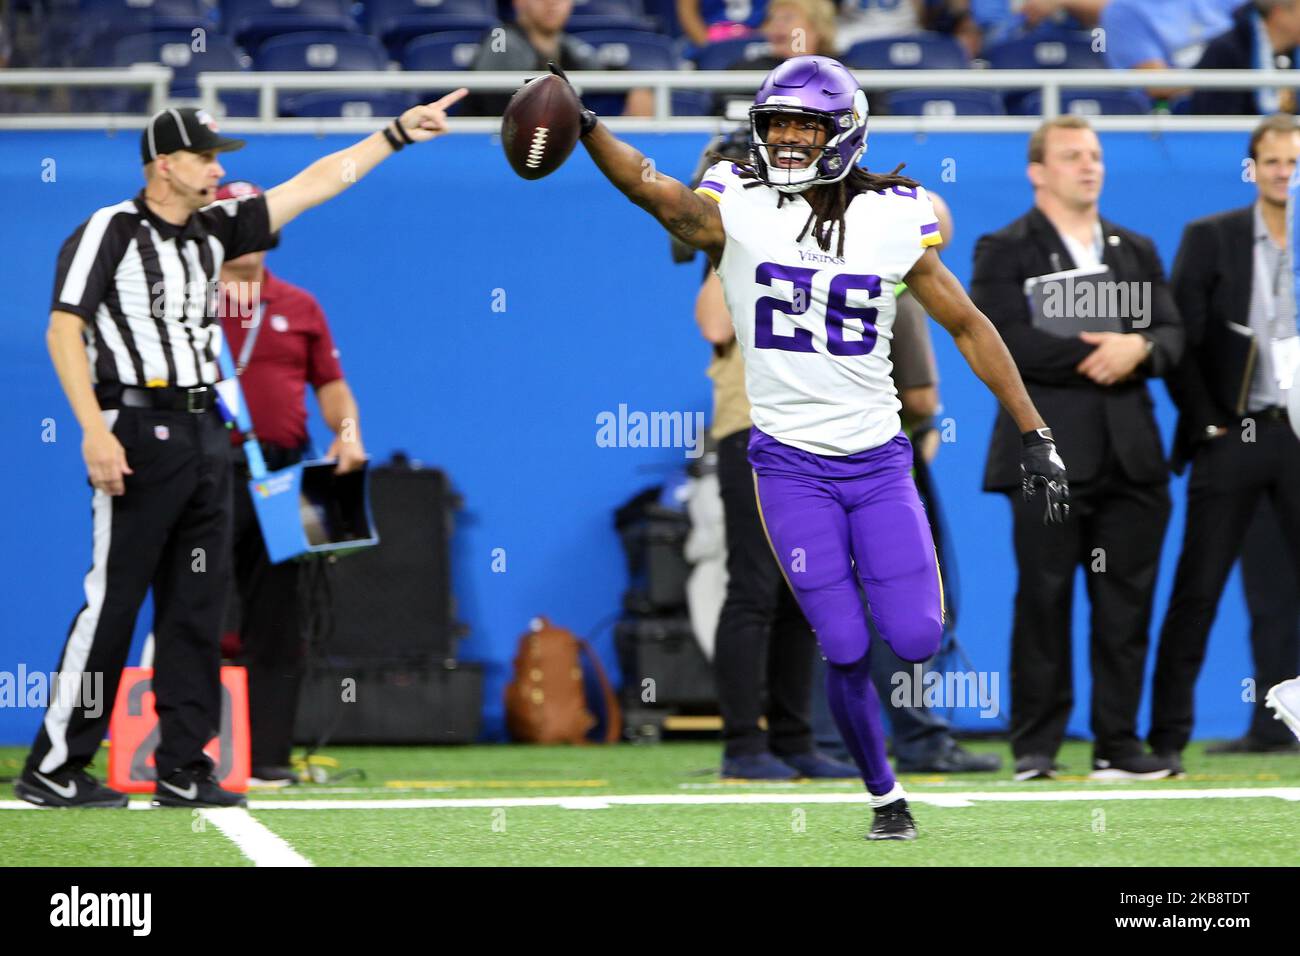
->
[696, 160, 942, 456]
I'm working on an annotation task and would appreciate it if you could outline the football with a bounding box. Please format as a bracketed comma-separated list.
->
[501, 74, 582, 180]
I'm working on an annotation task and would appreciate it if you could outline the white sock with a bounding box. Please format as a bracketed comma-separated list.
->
[868, 782, 906, 809]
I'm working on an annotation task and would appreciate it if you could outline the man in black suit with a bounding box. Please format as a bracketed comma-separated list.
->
[1191, 1, 1300, 116]
[1149, 113, 1300, 764]
[971, 116, 1184, 781]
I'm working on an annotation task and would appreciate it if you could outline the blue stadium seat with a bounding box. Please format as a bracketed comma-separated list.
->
[981, 30, 1104, 70]
[984, 30, 1105, 113]
[1011, 88, 1152, 116]
[221, 0, 360, 51]
[567, 0, 657, 33]
[108, 32, 258, 115]
[573, 29, 680, 69]
[66, 0, 213, 66]
[280, 90, 416, 116]
[254, 31, 390, 71]
[400, 30, 488, 71]
[885, 89, 1005, 116]
[842, 32, 969, 70]
[254, 32, 392, 114]
[691, 36, 770, 70]
[366, 0, 497, 55]
[670, 90, 713, 116]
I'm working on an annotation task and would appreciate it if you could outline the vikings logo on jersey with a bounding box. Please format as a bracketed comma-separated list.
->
[696, 160, 942, 457]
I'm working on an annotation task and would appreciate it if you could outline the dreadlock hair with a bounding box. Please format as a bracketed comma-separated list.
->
[706, 150, 921, 259]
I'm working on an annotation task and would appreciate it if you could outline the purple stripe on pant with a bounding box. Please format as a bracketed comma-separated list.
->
[748, 427, 944, 795]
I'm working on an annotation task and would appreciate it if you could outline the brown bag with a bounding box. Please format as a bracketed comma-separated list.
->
[504, 617, 621, 744]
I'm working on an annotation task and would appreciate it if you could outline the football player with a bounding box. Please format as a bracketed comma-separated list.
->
[561, 55, 1068, 840]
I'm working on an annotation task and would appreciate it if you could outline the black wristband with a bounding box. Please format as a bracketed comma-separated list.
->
[579, 109, 598, 137]
[1021, 427, 1054, 446]
[392, 119, 415, 145]
[382, 126, 403, 151]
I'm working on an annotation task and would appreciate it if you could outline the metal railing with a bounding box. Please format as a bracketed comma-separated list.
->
[0, 67, 1290, 133]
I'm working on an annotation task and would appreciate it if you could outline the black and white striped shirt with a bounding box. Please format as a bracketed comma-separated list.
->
[51, 191, 272, 388]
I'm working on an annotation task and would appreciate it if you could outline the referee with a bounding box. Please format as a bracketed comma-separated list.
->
[16, 94, 465, 809]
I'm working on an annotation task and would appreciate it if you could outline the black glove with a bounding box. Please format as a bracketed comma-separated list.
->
[546, 62, 598, 136]
[1021, 427, 1070, 525]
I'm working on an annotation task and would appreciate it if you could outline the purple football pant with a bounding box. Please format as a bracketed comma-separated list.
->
[749, 428, 944, 795]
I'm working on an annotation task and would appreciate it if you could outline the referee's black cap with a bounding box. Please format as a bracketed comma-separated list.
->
[141, 107, 246, 164]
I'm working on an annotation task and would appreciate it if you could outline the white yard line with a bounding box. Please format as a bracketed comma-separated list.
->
[196, 807, 313, 867]
[3, 787, 1298, 813]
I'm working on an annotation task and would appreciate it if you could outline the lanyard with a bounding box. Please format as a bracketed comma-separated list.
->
[236, 301, 265, 376]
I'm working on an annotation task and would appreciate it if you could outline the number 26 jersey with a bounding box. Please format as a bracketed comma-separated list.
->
[696, 160, 942, 456]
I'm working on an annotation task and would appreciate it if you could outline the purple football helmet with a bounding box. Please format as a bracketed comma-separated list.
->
[749, 55, 869, 193]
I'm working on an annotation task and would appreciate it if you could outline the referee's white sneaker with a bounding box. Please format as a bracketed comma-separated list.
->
[1265, 678, 1300, 743]
[15, 767, 129, 808]
[152, 767, 247, 808]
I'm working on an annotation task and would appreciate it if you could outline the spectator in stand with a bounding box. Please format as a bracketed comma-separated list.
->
[836, 1, 980, 59]
[465, 0, 653, 116]
[1191, 0, 1300, 115]
[1100, 0, 1240, 104]
[714, 0, 841, 116]
[974, 0, 1106, 49]
[678, 0, 771, 47]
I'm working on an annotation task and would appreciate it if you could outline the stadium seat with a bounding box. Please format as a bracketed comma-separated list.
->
[573, 29, 680, 69]
[842, 32, 969, 71]
[885, 89, 1005, 116]
[567, 0, 657, 33]
[221, 0, 360, 51]
[400, 30, 488, 71]
[691, 36, 770, 70]
[365, 0, 497, 55]
[254, 31, 391, 71]
[254, 32, 393, 115]
[279, 90, 416, 116]
[983, 30, 1105, 114]
[981, 30, 1105, 70]
[1011, 88, 1152, 117]
[64, 0, 213, 67]
[106, 32, 258, 115]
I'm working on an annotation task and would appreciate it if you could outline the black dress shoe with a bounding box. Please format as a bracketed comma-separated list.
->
[898, 744, 1002, 774]
[1205, 735, 1300, 755]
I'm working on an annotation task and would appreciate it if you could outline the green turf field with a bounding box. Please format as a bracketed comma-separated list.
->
[2, 741, 1297, 866]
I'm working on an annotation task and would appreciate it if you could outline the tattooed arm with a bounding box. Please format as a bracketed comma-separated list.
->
[581, 122, 726, 265]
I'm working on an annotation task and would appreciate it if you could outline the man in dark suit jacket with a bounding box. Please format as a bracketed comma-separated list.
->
[971, 116, 1184, 782]
[1149, 113, 1300, 763]
[1191, 0, 1300, 115]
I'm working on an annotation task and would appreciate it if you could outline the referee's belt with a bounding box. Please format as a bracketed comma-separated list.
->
[97, 384, 218, 413]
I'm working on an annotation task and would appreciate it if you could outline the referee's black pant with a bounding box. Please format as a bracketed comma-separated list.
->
[1007, 456, 1170, 762]
[26, 405, 232, 780]
[1149, 417, 1300, 755]
[230, 443, 306, 769]
[713, 427, 815, 759]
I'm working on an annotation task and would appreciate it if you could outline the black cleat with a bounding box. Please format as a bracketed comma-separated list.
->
[152, 767, 247, 808]
[868, 798, 917, 841]
[14, 767, 129, 808]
